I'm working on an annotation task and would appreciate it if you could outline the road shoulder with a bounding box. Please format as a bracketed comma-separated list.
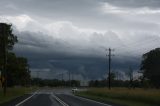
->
[0, 94, 32, 106]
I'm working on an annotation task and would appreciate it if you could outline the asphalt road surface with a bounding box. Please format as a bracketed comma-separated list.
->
[2, 88, 113, 106]
[56, 93, 111, 106]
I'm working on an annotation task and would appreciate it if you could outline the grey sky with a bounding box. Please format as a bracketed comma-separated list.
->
[0, 0, 160, 80]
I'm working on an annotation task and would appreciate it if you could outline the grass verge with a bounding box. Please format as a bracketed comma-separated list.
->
[0, 87, 36, 104]
[75, 88, 160, 106]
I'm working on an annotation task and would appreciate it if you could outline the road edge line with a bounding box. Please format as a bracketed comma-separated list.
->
[52, 94, 69, 106]
[74, 95, 112, 106]
[15, 92, 37, 106]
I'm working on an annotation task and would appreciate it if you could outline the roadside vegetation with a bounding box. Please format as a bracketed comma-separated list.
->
[76, 88, 160, 106]
[0, 87, 35, 104]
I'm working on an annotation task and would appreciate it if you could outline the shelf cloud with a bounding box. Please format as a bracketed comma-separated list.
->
[0, 0, 160, 80]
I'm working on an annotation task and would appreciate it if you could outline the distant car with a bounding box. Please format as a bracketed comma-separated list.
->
[72, 87, 78, 93]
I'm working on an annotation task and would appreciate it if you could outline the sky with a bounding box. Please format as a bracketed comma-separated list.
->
[0, 0, 160, 80]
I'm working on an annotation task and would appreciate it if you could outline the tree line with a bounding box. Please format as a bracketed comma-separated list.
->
[31, 78, 80, 87]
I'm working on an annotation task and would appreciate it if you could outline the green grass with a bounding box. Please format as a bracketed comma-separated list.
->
[0, 87, 36, 104]
[76, 88, 160, 106]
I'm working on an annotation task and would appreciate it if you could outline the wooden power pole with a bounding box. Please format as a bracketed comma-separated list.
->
[0, 23, 7, 95]
[106, 48, 114, 90]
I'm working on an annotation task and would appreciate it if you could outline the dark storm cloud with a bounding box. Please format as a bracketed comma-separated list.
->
[14, 29, 126, 60]
[1, 0, 160, 79]
[12, 30, 141, 79]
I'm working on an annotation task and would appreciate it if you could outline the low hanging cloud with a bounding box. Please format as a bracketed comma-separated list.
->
[8, 15, 159, 58]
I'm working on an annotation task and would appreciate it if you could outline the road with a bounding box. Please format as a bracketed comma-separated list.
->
[1, 88, 113, 106]
[56, 93, 111, 106]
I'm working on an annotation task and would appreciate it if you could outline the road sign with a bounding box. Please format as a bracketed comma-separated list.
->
[0, 76, 5, 87]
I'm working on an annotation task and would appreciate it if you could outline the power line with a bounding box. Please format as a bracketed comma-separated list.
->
[113, 36, 160, 50]
[103, 36, 160, 52]
[110, 38, 160, 58]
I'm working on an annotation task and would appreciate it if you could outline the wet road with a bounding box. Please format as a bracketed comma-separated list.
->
[1, 88, 113, 106]
[56, 93, 111, 106]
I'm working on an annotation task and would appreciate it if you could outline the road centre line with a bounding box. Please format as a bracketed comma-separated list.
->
[52, 94, 69, 106]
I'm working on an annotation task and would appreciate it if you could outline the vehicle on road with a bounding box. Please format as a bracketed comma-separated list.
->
[72, 87, 78, 93]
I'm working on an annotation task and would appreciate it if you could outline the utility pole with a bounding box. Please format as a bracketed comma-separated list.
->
[27, 65, 31, 87]
[61, 73, 63, 81]
[0, 23, 7, 95]
[129, 66, 133, 88]
[72, 74, 74, 81]
[36, 71, 39, 79]
[106, 48, 114, 90]
[68, 71, 71, 87]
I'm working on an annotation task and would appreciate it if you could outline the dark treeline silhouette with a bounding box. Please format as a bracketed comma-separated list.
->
[89, 79, 141, 88]
[140, 48, 160, 88]
[89, 72, 141, 88]
[6, 52, 30, 87]
[31, 78, 80, 87]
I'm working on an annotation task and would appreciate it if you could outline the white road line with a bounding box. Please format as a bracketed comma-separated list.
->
[73, 95, 112, 106]
[15, 92, 37, 106]
[52, 94, 69, 106]
[49, 95, 58, 106]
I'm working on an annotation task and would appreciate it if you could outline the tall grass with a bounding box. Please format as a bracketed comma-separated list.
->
[77, 88, 160, 106]
[0, 87, 35, 104]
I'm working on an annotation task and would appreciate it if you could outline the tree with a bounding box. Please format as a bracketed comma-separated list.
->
[125, 67, 134, 88]
[107, 72, 116, 81]
[6, 52, 30, 86]
[0, 23, 18, 79]
[0, 23, 18, 95]
[0, 23, 30, 87]
[140, 48, 160, 88]
[0, 23, 18, 50]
